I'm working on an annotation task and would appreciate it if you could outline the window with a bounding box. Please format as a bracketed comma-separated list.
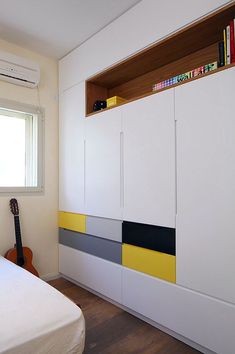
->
[0, 99, 44, 193]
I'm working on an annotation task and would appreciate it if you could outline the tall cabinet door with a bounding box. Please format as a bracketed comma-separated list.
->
[85, 108, 122, 220]
[59, 82, 85, 214]
[123, 90, 175, 227]
[176, 67, 235, 304]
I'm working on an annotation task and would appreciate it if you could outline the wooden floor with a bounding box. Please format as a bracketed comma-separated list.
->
[49, 278, 201, 354]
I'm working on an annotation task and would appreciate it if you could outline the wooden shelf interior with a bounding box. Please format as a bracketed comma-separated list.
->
[86, 3, 235, 116]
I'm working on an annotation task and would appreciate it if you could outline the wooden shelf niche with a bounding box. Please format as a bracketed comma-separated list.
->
[86, 2, 235, 116]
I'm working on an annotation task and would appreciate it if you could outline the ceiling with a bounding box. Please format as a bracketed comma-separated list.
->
[0, 0, 142, 59]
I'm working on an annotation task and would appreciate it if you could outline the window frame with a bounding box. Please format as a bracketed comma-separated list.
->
[0, 98, 44, 194]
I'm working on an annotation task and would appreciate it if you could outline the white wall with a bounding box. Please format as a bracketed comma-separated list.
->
[59, 0, 231, 92]
[0, 38, 58, 279]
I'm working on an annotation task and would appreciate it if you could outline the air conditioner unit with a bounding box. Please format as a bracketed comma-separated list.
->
[0, 50, 40, 88]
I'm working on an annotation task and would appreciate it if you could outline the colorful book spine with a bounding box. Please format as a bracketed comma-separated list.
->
[230, 19, 235, 63]
[192, 66, 204, 77]
[204, 62, 217, 72]
[226, 25, 231, 64]
[223, 29, 227, 65]
[152, 62, 217, 92]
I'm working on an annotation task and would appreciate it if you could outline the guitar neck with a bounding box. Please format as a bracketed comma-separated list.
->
[14, 215, 24, 263]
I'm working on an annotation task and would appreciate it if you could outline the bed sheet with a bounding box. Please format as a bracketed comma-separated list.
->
[0, 256, 85, 354]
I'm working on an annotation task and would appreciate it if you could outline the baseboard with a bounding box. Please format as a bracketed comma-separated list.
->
[41, 272, 60, 281]
[60, 273, 215, 354]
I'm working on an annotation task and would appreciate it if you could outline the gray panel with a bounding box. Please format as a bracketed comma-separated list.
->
[86, 215, 122, 242]
[59, 228, 122, 264]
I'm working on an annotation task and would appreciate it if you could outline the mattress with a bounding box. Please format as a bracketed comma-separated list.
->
[0, 256, 85, 354]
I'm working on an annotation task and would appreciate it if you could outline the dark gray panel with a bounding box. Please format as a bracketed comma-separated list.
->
[59, 228, 122, 264]
[86, 215, 122, 242]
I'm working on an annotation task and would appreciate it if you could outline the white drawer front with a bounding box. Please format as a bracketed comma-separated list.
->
[59, 245, 122, 303]
[123, 267, 235, 354]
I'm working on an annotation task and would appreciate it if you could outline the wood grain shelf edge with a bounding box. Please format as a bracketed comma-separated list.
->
[85, 62, 235, 118]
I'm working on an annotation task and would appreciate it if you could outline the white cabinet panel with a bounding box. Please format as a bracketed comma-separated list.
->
[176, 67, 235, 304]
[123, 90, 175, 227]
[123, 267, 235, 354]
[59, 82, 85, 213]
[85, 108, 122, 220]
[59, 245, 122, 303]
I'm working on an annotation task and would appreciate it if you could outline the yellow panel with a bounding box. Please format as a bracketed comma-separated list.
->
[58, 211, 86, 233]
[122, 244, 176, 283]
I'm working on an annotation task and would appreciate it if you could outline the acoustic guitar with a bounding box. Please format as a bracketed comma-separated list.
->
[5, 198, 39, 277]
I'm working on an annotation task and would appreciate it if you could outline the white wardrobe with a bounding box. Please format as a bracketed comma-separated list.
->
[59, 2, 235, 353]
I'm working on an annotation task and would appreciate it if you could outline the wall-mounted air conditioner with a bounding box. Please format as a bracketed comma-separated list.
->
[0, 50, 40, 88]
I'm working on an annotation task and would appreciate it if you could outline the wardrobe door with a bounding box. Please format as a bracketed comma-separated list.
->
[176, 67, 235, 304]
[85, 108, 122, 220]
[59, 82, 85, 213]
[123, 90, 175, 227]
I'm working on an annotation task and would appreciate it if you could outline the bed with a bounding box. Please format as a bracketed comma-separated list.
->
[0, 256, 85, 354]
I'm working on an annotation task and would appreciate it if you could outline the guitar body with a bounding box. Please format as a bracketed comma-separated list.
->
[5, 246, 39, 277]
[5, 198, 39, 277]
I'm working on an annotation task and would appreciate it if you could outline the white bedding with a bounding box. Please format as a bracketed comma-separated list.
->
[0, 256, 85, 354]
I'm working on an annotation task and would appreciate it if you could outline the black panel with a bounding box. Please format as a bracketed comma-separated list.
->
[122, 221, 175, 255]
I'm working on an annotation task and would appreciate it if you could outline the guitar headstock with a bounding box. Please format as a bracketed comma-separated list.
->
[10, 198, 19, 216]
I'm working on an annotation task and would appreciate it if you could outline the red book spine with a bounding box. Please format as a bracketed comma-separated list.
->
[230, 20, 235, 63]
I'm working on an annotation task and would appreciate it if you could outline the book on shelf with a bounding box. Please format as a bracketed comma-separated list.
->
[226, 25, 231, 64]
[230, 19, 235, 63]
[152, 62, 217, 92]
[221, 19, 235, 66]
[218, 41, 225, 67]
[152, 16, 235, 93]
[223, 28, 227, 65]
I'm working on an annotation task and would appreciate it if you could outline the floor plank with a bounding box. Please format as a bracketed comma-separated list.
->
[49, 278, 201, 354]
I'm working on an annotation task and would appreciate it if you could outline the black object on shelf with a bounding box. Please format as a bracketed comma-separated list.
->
[93, 100, 107, 111]
[218, 41, 225, 67]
